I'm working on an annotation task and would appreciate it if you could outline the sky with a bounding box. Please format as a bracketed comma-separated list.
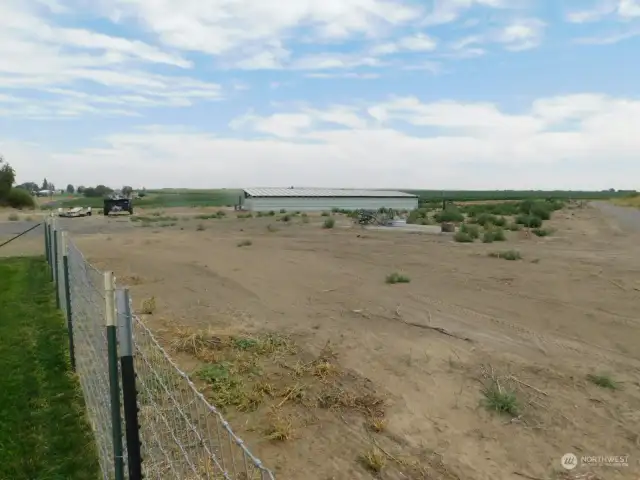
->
[0, 0, 639, 190]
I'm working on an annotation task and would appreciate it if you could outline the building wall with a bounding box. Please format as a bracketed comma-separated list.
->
[244, 196, 418, 212]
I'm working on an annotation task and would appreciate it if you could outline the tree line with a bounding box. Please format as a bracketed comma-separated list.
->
[0, 156, 35, 208]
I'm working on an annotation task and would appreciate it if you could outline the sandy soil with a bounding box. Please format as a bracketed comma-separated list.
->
[4, 205, 640, 479]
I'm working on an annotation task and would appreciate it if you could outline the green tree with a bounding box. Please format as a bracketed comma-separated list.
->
[0, 156, 16, 201]
[122, 186, 133, 197]
[66, 184, 75, 194]
[41, 178, 49, 190]
[17, 181, 39, 192]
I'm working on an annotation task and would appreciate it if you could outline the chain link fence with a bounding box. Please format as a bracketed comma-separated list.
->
[45, 216, 275, 480]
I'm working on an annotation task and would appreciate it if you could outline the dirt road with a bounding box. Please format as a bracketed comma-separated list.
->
[591, 201, 640, 232]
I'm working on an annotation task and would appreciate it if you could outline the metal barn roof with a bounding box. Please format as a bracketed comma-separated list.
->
[243, 188, 416, 198]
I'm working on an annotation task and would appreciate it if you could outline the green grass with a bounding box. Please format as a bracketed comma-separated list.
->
[408, 189, 635, 202]
[43, 189, 241, 210]
[587, 373, 618, 390]
[385, 272, 411, 284]
[482, 383, 520, 416]
[0, 257, 99, 480]
[488, 250, 522, 261]
[454, 231, 474, 243]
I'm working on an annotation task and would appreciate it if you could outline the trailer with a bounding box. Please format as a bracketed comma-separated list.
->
[58, 207, 92, 218]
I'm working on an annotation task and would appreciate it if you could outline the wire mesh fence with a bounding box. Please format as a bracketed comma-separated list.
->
[133, 317, 274, 480]
[66, 236, 120, 479]
[46, 216, 275, 480]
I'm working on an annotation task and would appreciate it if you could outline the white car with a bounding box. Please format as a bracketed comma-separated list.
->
[58, 207, 92, 218]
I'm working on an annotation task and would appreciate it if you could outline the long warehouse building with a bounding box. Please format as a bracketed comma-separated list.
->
[242, 187, 418, 212]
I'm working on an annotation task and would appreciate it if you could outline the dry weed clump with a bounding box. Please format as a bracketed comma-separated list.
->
[263, 412, 295, 441]
[140, 296, 156, 314]
[360, 447, 386, 473]
[166, 326, 394, 472]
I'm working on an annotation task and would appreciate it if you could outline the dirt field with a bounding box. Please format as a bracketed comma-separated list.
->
[3, 205, 640, 479]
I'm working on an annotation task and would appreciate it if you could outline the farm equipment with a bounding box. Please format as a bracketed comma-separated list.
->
[103, 194, 133, 216]
[58, 206, 92, 218]
[354, 208, 398, 226]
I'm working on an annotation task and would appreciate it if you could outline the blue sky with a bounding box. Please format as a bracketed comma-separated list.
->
[1, 0, 639, 190]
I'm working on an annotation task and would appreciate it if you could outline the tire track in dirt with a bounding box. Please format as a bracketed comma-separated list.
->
[403, 292, 640, 370]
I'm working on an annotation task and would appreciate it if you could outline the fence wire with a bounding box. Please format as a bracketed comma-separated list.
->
[49, 220, 274, 480]
[65, 239, 116, 480]
[133, 316, 275, 480]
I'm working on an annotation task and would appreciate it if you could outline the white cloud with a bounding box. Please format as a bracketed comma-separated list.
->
[567, 0, 640, 22]
[98, 0, 422, 55]
[618, 0, 640, 17]
[573, 27, 640, 44]
[370, 33, 438, 55]
[445, 18, 545, 54]
[0, 0, 222, 118]
[495, 18, 546, 51]
[8, 94, 640, 190]
[422, 0, 510, 26]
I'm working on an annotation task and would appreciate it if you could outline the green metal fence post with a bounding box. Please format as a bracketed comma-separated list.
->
[48, 218, 55, 281]
[117, 288, 143, 480]
[61, 232, 76, 372]
[105, 271, 125, 480]
[44, 217, 50, 266]
[53, 221, 60, 309]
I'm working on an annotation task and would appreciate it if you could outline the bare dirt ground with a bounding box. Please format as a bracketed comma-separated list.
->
[3, 205, 640, 479]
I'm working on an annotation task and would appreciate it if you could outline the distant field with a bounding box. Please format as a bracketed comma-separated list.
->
[37, 188, 637, 211]
[42, 189, 242, 210]
[407, 189, 635, 202]
[613, 196, 640, 208]
[0, 257, 99, 480]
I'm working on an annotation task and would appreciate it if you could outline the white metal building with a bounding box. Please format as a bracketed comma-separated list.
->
[242, 187, 418, 212]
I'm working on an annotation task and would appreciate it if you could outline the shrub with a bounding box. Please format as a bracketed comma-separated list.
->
[482, 231, 495, 243]
[460, 223, 480, 239]
[6, 188, 35, 209]
[488, 250, 522, 261]
[454, 231, 474, 243]
[519, 199, 561, 220]
[507, 222, 522, 231]
[492, 228, 506, 241]
[475, 213, 498, 227]
[482, 383, 519, 416]
[587, 373, 618, 390]
[515, 214, 543, 228]
[386, 272, 410, 284]
[331, 207, 339, 213]
[8, 212, 19, 221]
[435, 208, 464, 223]
[237, 239, 252, 247]
[280, 214, 291, 222]
[323, 218, 335, 229]
[321, 211, 330, 217]
[302, 215, 310, 223]
[280, 208, 287, 213]
[407, 207, 430, 224]
[268, 210, 275, 216]
[532, 228, 552, 237]
[494, 216, 507, 227]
